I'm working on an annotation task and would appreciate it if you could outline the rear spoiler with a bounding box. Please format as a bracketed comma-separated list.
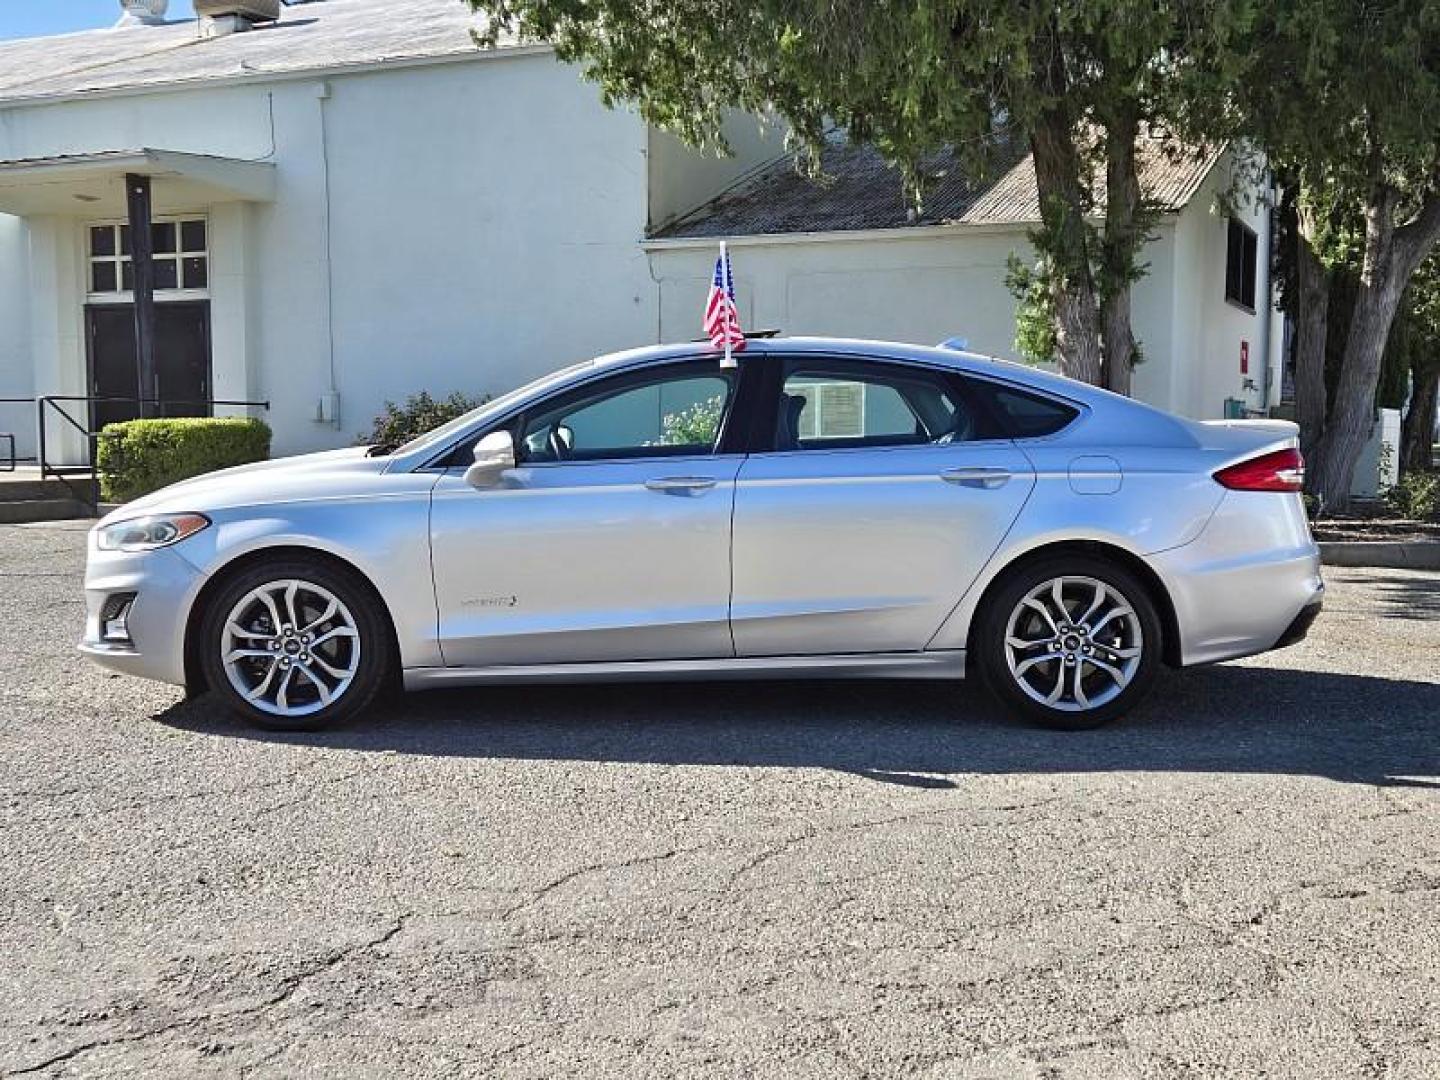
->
[1191, 417, 1299, 458]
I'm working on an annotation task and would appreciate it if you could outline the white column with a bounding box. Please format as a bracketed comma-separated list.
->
[208, 201, 259, 419]
[27, 216, 88, 465]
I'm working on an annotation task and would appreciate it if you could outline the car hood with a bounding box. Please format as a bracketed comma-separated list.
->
[100, 446, 390, 522]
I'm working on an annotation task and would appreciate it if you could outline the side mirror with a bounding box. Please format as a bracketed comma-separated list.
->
[463, 430, 516, 489]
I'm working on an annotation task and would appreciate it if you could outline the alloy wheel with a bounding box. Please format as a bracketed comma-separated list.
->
[219, 579, 362, 718]
[1002, 575, 1143, 713]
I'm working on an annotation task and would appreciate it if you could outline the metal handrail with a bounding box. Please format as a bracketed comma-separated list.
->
[36, 396, 272, 504]
[0, 397, 37, 473]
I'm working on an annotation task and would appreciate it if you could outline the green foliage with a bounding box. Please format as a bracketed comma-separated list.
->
[1005, 253, 1059, 365]
[1238, 2, 1440, 204]
[363, 391, 490, 449]
[1383, 470, 1439, 521]
[660, 395, 724, 447]
[1383, 255, 1440, 407]
[96, 418, 271, 503]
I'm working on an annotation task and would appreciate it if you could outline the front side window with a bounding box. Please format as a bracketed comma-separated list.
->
[775, 358, 975, 451]
[88, 218, 209, 297]
[519, 362, 736, 463]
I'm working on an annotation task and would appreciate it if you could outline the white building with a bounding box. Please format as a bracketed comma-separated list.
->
[0, 0, 1282, 469]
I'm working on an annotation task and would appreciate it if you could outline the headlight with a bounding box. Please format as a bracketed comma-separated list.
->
[96, 513, 211, 552]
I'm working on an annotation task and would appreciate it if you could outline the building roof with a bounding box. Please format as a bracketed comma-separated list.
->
[653, 135, 1221, 240]
[0, 0, 520, 105]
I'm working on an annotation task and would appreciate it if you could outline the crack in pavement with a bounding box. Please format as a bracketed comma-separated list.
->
[499, 849, 683, 921]
[8, 915, 415, 1077]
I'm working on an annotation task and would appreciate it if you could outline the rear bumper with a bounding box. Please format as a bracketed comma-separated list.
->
[1274, 597, 1324, 650]
[1146, 491, 1323, 667]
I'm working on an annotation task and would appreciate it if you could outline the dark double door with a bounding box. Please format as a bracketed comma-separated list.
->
[86, 302, 212, 431]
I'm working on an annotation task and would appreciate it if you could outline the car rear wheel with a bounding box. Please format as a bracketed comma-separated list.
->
[975, 555, 1162, 730]
[199, 559, 391, 731]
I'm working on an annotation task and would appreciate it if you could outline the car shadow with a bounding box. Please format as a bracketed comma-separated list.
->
[156, 662, 1440, 791]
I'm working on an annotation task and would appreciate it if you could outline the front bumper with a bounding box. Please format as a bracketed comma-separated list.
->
[79, 539, 208, 687]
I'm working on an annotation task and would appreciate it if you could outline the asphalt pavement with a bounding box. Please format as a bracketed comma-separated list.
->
[1, 521, 1437, 1078]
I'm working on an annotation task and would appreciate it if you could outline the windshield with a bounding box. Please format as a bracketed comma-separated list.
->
[384, 359, 597, 459]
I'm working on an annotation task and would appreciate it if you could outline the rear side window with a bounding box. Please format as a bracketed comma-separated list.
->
[774, 357, 979, 451]
[966, 379, 1079, 439]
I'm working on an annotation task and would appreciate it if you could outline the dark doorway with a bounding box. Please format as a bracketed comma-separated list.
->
[86, 301, 212, 431]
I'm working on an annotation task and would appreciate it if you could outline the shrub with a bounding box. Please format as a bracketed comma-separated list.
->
[363, 391, 490, 449]
[96, 417, 271, 503]
[661, 395, 725, 447]
[1384, 470, 1439, 520]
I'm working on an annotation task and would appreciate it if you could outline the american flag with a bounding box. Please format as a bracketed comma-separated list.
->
[703, 244, 745, 363]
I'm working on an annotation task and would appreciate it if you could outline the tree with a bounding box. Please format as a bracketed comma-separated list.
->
[466, 0, 1245, 392]
[1240, 0, 1440, 508]
[1393, 257, 1440, 475]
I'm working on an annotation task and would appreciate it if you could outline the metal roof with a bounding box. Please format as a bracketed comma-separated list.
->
[0, 0, 519, 105]
[654, 136, 1221, 240]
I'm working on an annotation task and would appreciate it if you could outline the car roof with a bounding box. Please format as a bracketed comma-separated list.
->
[593, 336, 1202, 447]
[595, 336, 1098, 403]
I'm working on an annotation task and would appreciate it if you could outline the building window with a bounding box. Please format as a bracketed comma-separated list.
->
[1225, 218, 1258, 311]
[88, 218, 208, 298]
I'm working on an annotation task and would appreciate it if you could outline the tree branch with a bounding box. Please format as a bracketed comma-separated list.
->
[1395, 187, 1440, 280]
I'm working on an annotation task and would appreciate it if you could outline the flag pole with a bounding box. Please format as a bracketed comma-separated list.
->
[720, 240, 737, 369]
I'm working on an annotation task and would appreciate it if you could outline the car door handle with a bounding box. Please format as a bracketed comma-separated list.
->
[941, 466, 1012, 489]
[645, 476, 718, 493]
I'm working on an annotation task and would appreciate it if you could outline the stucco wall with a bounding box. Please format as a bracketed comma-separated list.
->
[1168, 151, 1278, 420]
[647, 113, 785, 234]
[318, 56, 657, 451]
[647, 223, 1179, 409]
[651, 229, 1034, 355]
[0, 212, 30, 457]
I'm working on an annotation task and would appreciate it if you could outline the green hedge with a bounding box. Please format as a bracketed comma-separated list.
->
[96, 417, 272, 503]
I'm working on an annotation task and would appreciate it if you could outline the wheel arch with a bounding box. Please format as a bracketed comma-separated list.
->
[183, 544, 403, 697]
[963, 539, 1183, 669]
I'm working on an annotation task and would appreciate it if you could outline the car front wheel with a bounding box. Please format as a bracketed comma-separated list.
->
[199, 559, 392, 731]
[975, 555, 1162, 730]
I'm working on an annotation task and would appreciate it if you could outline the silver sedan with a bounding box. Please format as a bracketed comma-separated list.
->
[81, 338, 1324, 731]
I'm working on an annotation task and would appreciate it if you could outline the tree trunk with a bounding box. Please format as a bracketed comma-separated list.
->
[1401, 359, 1439, 473]
[1099, 106, 1141, 397]
[1309, 187, 1440, 508]
[1290, 192, 1331, 457]
[1027, 31, 1103, 386]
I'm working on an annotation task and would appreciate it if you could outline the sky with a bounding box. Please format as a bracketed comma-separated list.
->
[0, 1, 199, 42]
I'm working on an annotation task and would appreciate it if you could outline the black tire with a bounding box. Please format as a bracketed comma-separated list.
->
[974, 554, 1163, 730]
[199, 557, 393, 732]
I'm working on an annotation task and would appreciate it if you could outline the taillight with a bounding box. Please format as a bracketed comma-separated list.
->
[1214, 448, 1305, 492]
